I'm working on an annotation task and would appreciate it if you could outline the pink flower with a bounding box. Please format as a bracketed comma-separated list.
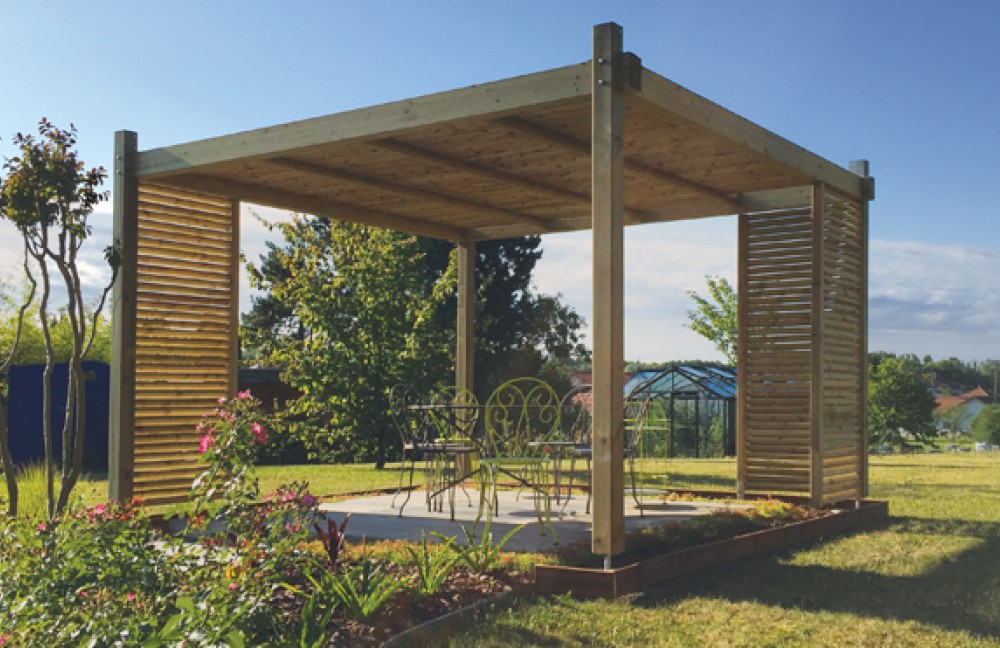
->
[94, 504, 106, 516]
[229, 582, 238, 591]
[79, 590, 88, 598]
[0, 633, 10, 645]
[199, 434, 215, 454]
[250, 422, 267, 444]
[237, 389, 252, 400]
[36, 523, 47, 532]
[126, 592, 136, 602]
[300, 494, 317, 507]
[218, 396, 227, 405]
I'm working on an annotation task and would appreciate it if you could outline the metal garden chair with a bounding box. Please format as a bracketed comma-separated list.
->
[480, 377, 561, 539]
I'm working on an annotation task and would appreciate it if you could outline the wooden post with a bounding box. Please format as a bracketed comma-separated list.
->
[736, 213, 749, 499]
[455, 241, 475, 396]
[809, 182, 826, 506]
[109, 131, 138, 502]
[229, 200, 241, 396]
[591, 22, 625, 557]
[850, 160, 871, 499]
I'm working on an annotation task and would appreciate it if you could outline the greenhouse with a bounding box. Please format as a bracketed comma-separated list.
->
[627, 365, 737, 459]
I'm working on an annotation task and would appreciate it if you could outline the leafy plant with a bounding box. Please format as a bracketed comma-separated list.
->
[190, 390, 270, 528]
[306, 554, 407, 624]
[295, 589, 337, 648]
[406, 531, 461, 599]
[315, 513, 351, 564]
[437, 517, 524, 573]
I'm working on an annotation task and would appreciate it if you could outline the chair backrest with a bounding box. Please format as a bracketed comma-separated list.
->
[561, 384, 593, 446]
[427, 385, 480, 441]
[389, 384, 424, 447]
[484, 378, 561, 457]
[623, 394, 651, 454]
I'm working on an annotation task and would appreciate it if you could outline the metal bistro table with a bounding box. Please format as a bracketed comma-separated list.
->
[406, 401, 484, 520]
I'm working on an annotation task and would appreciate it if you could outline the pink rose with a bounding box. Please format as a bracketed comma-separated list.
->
[237, 389, 252, 400]
[229, 582, 238, 591]
[94, 504, 106, 516]
[199, 434, 215, 454]
[126, 592, 136, 602]
[250, 422, 267, 444]
[36, 523, 47, 532]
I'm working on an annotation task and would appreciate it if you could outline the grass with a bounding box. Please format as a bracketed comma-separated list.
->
[447, 452, 1000, 647]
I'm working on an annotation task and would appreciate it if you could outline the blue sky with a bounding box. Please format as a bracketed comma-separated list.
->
[2, 1, 999, 363]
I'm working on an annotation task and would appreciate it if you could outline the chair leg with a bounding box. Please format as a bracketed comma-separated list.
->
[396, 457, 417, 518]
[629, 453, 643, 518]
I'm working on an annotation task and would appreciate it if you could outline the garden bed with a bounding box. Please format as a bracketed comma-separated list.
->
[535, 496, 889, 598]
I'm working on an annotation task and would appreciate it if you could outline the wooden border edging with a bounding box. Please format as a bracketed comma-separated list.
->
[535, 499, 888, 598]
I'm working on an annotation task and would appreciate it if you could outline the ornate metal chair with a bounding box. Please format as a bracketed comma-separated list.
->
[480, 377, 561, 539]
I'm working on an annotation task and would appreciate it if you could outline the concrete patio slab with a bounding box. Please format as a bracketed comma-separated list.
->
[318, 488, 743, 553]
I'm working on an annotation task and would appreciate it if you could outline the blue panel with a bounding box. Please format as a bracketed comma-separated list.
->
[6, 362, 109, 471]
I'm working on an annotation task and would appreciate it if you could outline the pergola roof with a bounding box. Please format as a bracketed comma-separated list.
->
[135, 61, 869, 241]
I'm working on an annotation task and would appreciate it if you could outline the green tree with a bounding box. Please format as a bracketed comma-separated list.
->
[246, 216, 455, 467]
[970, 405, 1000, 445]
[685, 275, 737, 364]
[868, 354, 938, 448]
[0, 120, 119, 517]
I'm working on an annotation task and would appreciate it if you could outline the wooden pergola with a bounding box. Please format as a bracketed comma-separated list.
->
[110, 23, 873, 556]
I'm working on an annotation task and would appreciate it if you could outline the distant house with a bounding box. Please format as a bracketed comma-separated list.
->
[935, 386, 993, 433]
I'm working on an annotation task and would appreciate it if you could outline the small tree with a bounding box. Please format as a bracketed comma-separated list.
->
[685, 275, 737, 365]
[971, 405, 1000, 445]
[868, 355, 938, 449]
[0, 119, 119, 517]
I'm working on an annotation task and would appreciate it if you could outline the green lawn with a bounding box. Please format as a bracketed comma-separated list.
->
[449, 452, 1000, 647]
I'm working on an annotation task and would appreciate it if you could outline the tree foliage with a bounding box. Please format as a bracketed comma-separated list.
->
[245, 216, 456, 467]
[243, 220, 589, 467]
[868, 354, 938, 448]
[0, 120, 119, 517]
[685, 275, 737, 364]
[971, 405, 1000, 445]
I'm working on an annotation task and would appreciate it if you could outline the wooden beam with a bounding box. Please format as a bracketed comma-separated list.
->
[497, 115, 742, 213]
[850, 159, 871, 499]
[739, 186, 812, 212]
[160, 174, 474, 241]
[374, 138, 655, 225]
[110, 130, 139, 502]
[637, 69, 866, 202]
[736, 212, 749, 499]
[137, 63, 591, 178]
[590, 22, 625, 558]
[456, 241, 475, 395]
[267, 157, 559, 233]
[810, 182, 826, 507]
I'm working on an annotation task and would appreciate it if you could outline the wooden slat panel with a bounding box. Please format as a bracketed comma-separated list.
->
[132, 182, 236, 504]
[740, 207, 814, 495]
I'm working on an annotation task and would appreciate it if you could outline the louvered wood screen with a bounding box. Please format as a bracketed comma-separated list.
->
[815, 188, 866, 503]
[737, 186, 866, 505]
[132, 183, 238, 504]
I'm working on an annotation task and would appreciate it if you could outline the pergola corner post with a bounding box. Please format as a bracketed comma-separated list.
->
[455, 240, 476, 395]
[810, 182, 827, 507]
[735, 213, 748, 500]
[590, 22, 626, 558]
[850, 159, 872, 502]
[109, 130, 139, 502]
